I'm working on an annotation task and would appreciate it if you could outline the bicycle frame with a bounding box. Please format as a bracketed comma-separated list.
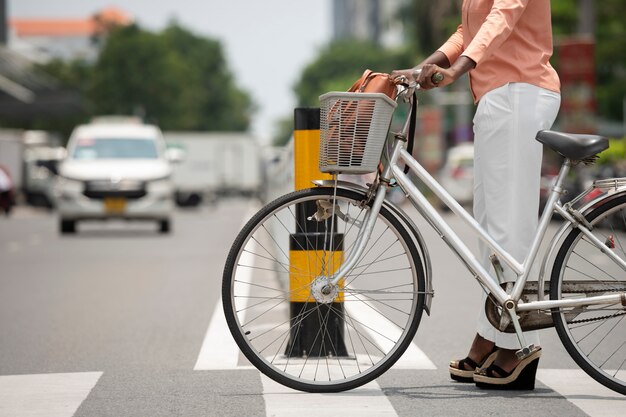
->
[324, 91, 626, 348]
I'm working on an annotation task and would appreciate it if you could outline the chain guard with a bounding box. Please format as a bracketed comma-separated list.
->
[485, 281, 626, 333]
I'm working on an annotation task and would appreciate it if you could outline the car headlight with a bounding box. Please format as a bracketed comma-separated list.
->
[54, 176, 84, 199]
[147, 178, 173, 196]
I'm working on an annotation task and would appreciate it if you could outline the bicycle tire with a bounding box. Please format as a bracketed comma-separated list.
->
[223, 187, 426, 392]
[551, 193, 626, 395]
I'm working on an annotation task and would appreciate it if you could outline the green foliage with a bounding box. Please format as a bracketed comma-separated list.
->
[89, 24, 181, 127]
[550, 0, 626, 122]
[597, 137, 626, 165]
[293, 40, 414, 107]
[594, 0, 626, 121]
[42, 59, 92, 92]
[90, 23, 252, 131]
[551, 0, 578, 37]
[3, 59, 93, 136]
[403, 0, 462, 55]
[272, 116, 294, 147]
[16, 22, 251, 135]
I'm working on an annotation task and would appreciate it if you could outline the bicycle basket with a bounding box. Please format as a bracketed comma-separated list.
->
[319, 92, 397, 174]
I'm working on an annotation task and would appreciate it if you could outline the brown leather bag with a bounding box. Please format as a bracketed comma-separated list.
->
[323, 70, 399, 170]
[348, 69, 398, 99]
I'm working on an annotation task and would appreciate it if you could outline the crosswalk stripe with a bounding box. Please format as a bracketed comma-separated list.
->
[194, 204, 259, 370]
[0, 371, 102, 417]
[194, 297, 241, 370]
[537, 369, 626, 416]
[344, 301, 436, 370]
[261, 374, 398, 417]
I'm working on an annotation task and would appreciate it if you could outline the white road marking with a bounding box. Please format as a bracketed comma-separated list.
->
[194, 201, 436, 372]
[538, 369, 626, 416]
[261, 374, 398, 417]
[0, 371, 102, 417]
[194, 243, 256, 369]
[344, 301, 436, 370]
[194, 297, 243, 370]
[194, 204, 259, 370]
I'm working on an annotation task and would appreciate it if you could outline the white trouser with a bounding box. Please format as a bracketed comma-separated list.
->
[473, 83, 561, 349]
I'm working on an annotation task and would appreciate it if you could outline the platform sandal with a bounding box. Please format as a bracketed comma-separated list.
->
[449, 347, 498, 383]
[473, 348, 541, 390]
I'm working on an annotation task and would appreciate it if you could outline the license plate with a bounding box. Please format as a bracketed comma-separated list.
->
[104, 197, 126, 214]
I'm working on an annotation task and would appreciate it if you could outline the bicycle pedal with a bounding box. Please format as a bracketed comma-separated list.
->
[516, 344, 540, 360]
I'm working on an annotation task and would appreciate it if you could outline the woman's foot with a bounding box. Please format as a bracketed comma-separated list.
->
[449, 334, 497, 382]
[489, 349, 522, 375]
[474, 347, 541, 390]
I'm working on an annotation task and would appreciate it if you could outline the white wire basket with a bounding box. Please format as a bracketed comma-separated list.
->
[319, 92, 397, 174]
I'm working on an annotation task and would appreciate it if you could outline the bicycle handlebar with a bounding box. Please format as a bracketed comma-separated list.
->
[395, 68, 445, 100]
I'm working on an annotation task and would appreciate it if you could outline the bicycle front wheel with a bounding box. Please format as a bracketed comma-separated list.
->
[222, 187, 426, 392]
[551, 194, 626, 394]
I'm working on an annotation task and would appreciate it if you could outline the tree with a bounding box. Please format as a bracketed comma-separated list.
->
[293, 40, 414, 107]
[159, 23, 252, 131]
[271, 40, 414, 145]
[401, 0, 461, 56]
[593, 0, 626, 122]
[88, 24, 182, 128]
[89, 23, 252, 131]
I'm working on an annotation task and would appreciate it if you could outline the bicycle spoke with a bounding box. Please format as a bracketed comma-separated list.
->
[344, 290, 411, 315]
[223, 189, 424, 391]
[553, 198, 626, 394]
[348, 252, 408, 272]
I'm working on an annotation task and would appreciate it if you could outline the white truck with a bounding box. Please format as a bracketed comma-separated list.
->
[164, 132, 262, 206]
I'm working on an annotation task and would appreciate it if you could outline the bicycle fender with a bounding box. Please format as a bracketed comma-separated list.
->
[539, 187, 626, 300]
[312, 179, 434, 314]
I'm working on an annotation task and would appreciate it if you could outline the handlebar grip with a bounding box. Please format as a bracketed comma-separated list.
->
[431, 72, 444, 84]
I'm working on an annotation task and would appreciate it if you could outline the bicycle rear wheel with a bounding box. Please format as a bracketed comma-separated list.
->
[551, 194, 626, 394]
[222, 187, 426, 392]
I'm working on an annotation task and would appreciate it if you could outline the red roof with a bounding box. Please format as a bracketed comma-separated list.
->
[10, 7, 132, 37]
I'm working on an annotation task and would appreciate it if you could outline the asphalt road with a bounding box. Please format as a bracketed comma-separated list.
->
[0, 198, 624, 417]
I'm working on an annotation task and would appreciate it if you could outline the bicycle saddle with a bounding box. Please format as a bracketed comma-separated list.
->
[536, 130, 608, 161]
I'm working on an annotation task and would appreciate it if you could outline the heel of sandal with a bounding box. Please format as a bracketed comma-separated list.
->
[474, 350, 541, 390]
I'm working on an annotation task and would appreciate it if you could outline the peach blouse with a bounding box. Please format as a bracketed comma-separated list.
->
[438, 0, 560, 102]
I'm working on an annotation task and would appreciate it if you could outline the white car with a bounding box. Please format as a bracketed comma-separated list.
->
[55, 121, 174, 234]
[438, 143, 474, 209]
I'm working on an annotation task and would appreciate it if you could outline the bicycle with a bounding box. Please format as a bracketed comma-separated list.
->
[222, 72, 626, 394]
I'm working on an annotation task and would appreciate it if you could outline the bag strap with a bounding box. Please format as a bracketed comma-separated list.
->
[348, 69, 373, 92]
[379, 91, 417, 178]
[349, 69, 394, 94]
[358, 71, 386, 92]
[404, 91, 417, 175]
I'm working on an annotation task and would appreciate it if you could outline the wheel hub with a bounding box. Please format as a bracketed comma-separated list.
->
[310, 276, 339, 304]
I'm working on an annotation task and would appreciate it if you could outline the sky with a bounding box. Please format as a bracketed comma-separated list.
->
[9, 1, 333, 143]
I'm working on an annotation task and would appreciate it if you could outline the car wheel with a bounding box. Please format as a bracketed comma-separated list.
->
[60, 219, 76, 234]
[159, 219, 171, 234]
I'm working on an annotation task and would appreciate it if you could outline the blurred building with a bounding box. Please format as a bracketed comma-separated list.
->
[8, 7, 133, 63]
[0, 2, 132, 121]
[0, 45, 82, 119]
[332, 0, 405, 47]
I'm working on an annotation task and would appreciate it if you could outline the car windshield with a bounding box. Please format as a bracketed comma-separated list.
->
[72, 138, 159, 160]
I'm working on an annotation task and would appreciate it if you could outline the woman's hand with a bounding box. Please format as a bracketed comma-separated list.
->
[390, 68, 419, 85]
[392, 56, 476, 90]
[391, 65, 453, 90]
[416, 64, 455, 90]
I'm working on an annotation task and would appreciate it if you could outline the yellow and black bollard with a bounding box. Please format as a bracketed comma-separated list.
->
[285, 107, 348, 357]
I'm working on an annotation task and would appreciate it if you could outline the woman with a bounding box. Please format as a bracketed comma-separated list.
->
[392, 0, 561, 390]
